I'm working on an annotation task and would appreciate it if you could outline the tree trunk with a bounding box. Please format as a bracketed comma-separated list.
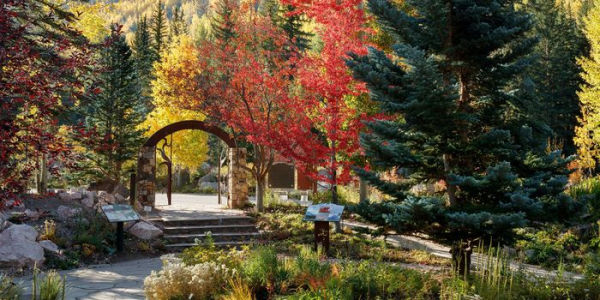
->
[450, 241, 473, 278]
[40, 154, 48, 194]
[359, 178, 367, 203]
[256, 176, 265, 212]
[443, 154, 456, 206]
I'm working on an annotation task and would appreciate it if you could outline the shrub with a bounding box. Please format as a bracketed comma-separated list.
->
[221, 277, 254, 300]
[39, 219, 57, 243]
[339, 261, 440, 299]
[144, 259, 234, 300]
[515, 226, 582, 269]
[31, 269, 66, 300]
[242, 246, 288, 295]
[72, 211, 114, 253]
[288, 246, 331, 291]
[0, 274, 21, 300]
[180, 239, 244, 270]
[570, 176, 600, 219]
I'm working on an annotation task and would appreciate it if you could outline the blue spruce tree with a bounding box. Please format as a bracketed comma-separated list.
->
[347, 0, 580, 274]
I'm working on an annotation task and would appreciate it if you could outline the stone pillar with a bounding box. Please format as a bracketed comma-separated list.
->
[228, 148, 248, 209]
[136, 146, 156, 211]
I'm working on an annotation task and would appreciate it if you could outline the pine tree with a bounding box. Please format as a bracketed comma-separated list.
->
[575, 2, 600, 173]
[262, 0, 312, 54]
[526, 0, 587, 155]
[169, 6, 187, 43]
[79, 25, 147, 182]
[347, 0, 578, 274]
[211, 0, 237, 45]
[132, 15, 156, 112]
[150, 0, 168, 58]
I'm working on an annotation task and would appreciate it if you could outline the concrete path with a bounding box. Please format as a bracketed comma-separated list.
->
[18, 257, 162, 300]
[152, 193, 246, 220]
[344, 220, 585, 281]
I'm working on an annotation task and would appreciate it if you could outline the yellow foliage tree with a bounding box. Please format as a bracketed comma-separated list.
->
[574, 1, 600, 173]
[68, 2, 111, 43]
[142, 35, 209, 172]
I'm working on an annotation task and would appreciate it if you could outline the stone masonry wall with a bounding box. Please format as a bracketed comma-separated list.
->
[136, 146, 156, 211]
[228, 148, 248, 209]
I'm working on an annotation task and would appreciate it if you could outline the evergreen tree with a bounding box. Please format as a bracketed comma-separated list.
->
[169, 6, 187, 42]
[575, 2, 600, 174]
[526, 0, 587, 155]
[132, 15, 156, 112]
[262, 0, 312, 54]
[78, 25, 147, 182]
[211, 0, 237, 45]
[150, 0, 168, 58]
[347, 0, 578, 274]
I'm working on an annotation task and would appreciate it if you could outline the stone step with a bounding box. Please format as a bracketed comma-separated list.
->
[159, 216, 254, 227]
[164, 232, 260, 244]
[163, 224, 258, 234]
[165, 240, 254, 250]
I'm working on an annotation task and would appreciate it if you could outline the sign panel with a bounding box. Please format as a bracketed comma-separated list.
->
[303, 203, 344, 222]
[268, 163, 295, 189]
[101, 204, 140, 223]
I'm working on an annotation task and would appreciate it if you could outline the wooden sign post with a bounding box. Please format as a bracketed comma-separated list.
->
[303, 203, 344, 255]
[101, 204, 140, 253]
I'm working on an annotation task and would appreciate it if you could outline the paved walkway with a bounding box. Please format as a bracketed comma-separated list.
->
[18, 257, 162, 300]
[151, 193, 246, 220]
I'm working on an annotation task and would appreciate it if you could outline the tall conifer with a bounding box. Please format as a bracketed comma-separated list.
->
[526, 0, 587, 155]
[132, 15, 156, 112]
[348, 0, 578, 274]
[78, 25, 146, 181]
[150, 0, 168, 58]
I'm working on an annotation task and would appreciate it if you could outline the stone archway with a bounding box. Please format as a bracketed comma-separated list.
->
[136, 120, 248, 211]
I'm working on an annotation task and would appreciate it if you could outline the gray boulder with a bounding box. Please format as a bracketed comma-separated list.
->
[128, 221, 163, 240]
[0, 224, 44, 268]
[81, 192, 95, 208]
[56, 205, 81, 222]
[38, 240, 60, 254]
[0, 213, 10, 231]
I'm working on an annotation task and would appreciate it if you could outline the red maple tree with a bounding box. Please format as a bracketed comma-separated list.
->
[0, 0, 92, 207]
[285, 0, 373, 196]
[162, 3, 325, 211]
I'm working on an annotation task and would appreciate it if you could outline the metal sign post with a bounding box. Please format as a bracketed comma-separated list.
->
[303, 203, 344, 255]
[101, 204, 140, 253]
[313, 221, 330, 253]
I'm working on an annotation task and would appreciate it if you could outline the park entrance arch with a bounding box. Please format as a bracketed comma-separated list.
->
[135, 120, 248, 211]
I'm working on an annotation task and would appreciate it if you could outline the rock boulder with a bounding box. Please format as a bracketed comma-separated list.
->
[0, 224, 44, 268]
[56, 205, 82, 222]
[128, 221, 163, 240]
[39, 240, 60, 253]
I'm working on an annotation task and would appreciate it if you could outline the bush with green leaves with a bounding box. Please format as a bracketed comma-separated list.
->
[71, 211, 115, 253]
[180, 235, 244, 269]
[241, 246, 289, 296]
[515, 226, 582, 269]
[570, 176, 600, 219]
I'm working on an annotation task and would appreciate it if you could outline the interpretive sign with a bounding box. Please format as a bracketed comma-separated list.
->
[101, 204, 140, 223]
[303, 203, 344, 222]
[303, 203, 344, 254]
[100, 204, 139, 253]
